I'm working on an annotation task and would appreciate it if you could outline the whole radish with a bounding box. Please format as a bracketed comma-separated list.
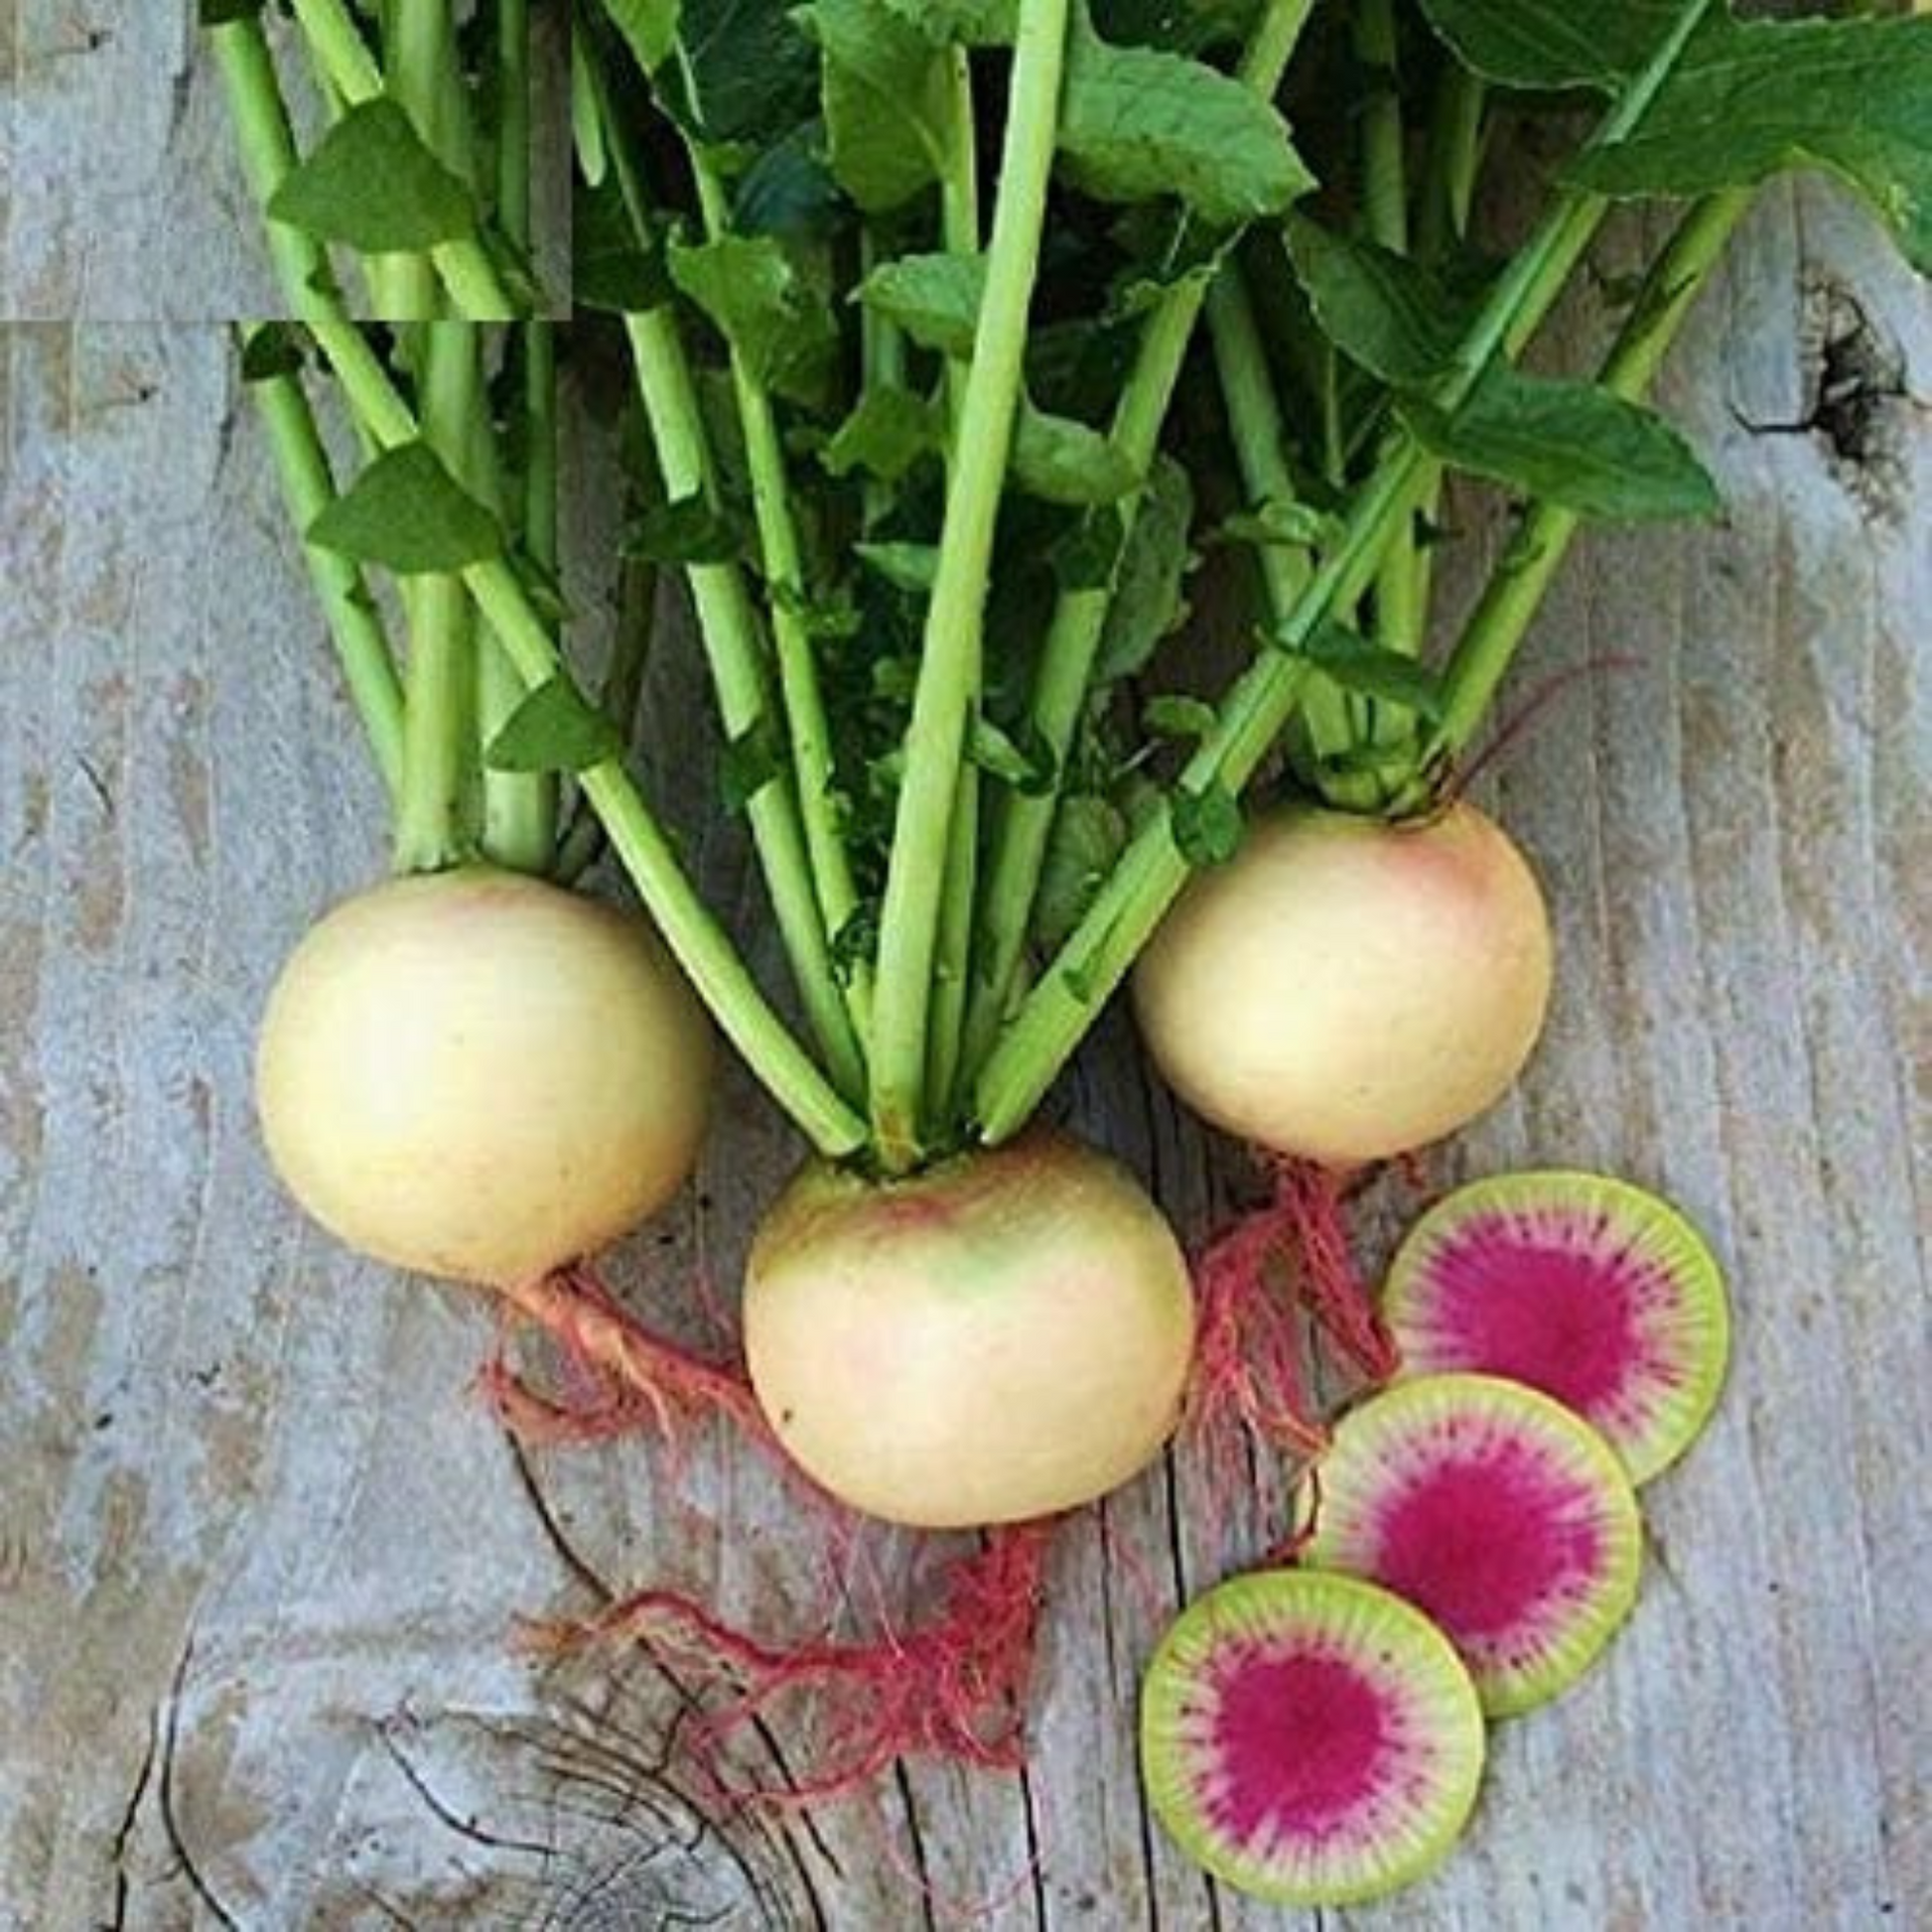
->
[744, 1131, 1195, 1527]
[257, 868, 713, 1287]
[1133, 803, 1553, 1165]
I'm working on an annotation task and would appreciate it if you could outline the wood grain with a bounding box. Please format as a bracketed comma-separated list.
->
[1, 177, 1926, 1928]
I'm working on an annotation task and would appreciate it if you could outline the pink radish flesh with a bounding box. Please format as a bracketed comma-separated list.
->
[1383, 1173, 1729, 1483]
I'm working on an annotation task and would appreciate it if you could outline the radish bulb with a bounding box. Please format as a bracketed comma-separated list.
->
[1133, 803, 1553, 1165]
[256, 868, 713, 1287]
[744, 1132, 1195, 1528]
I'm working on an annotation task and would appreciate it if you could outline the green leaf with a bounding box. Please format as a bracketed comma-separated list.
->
[1295, 623, 1447, 721]
[1398, 363, 1722, 521]
[1282, 211, 1483, 387]
[1049, 505, 1127, 591]
[821, 385, 943, 481]
[1093, 0, 1258, 54]
[623, 492, 743, 564]
[201, 0, 266, 25]
[1144, 693, 1216, 740]
[970, 717, 1055, 794]
[856, 540, 938, 592]
[1095, 453, 1193, 681]
[669, 233, 838, 406]
[1012, 403, 1140, 506]
[1570, 13, 1932, 276]
[1415, 0, 1687, 91]
[1213, 495, 1336, 552]
[653, 0, 820, 144]
[855, 250, 985, 358]
[883, 0, 1015, 44]
[720, 715, 784, 810]
[267, 99, 478, 253]
[734, 123, 843, 239]
[799, 0, 950, 211]
[239, 321, 307, 384]
[604, 0, 680, 70]
[574, 174, 671, 313]
[1035, 793, 1127, 950]
[486, 677, 625, 773]
[307, 442, 503, 574]
[1059, 11, 1313, 226]
[1171, 780, 1243, 867]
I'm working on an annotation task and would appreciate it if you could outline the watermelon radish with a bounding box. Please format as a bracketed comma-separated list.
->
[1303, 1374, 1642, 1717]
[1140, 1570, 1484, 1906]
[1382, 1172, 1729, 1483]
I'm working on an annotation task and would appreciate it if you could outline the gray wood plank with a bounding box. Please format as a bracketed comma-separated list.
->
[1, 176, 1926, 1930]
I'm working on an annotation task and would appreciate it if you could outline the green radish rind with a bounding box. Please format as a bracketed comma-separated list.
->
[1382, 1171, 1730, 1484]
[1303, 1373, 1644, 1719]
[1140, 1571, 1485, 1907]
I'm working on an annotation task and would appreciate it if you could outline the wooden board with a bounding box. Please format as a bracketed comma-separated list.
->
[1, 171, 1927, 1929]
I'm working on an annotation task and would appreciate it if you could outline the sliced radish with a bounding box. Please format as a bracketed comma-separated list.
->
[1303, 1373, 1642, 1716]
[1141, 1571, 1484, 1906]
[1384, 1172, 1728, 1482]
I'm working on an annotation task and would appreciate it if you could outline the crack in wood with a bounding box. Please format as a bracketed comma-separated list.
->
[155, 1631, 241, 1932]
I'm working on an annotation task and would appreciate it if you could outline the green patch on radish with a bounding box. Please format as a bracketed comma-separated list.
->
[1383, 1172, 1729, 1483]
[1141, 1571, 1484, 1907]
[1304, 1374, 1641, 1717]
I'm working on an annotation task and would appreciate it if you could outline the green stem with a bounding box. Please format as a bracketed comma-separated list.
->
[476, 326, 559, 874]
[377, 2, 447, 321]
[1428, 190, 1752, 766]
[555, 556, 656, 886]
[973, 0, 1719, 1141]
[1208, 271, 1313, 617]
[692, 159, 871, 1048]
[497, 0, 532, 251]
[393, 324, 482, 873]
[957, 0, 1314, 1076]
[1359, 0, 1423, 680]
[868, 0, 1070, 1172]
[247, 360, 406, 800]
[1417, 62, 1486, 260]
[923, 42, 986, 1124]
[309, 318, 866, 1156]
[858, 231, 906, 530]
[209, 22, 347, 317]
[624, 313, 868, 1102]
[289, 0, 380, 95]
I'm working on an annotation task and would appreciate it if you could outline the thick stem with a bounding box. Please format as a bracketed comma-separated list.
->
[922, 43, 985, 1123]
[392, 323, 482, 873]
[972, 0, 1719, 1140]
[1428, 190, 1752, 765]
[868, 0, 1069, 1172]
[309, 319, 866, 1155]
[624, 313, 868, 1102]
[957, 0, 1315, 1075]
[1358, 0, 1424, 689]
[378, 1, 450, 321]
[248, 363, 406, 800]
[692, 160, 872, 1048]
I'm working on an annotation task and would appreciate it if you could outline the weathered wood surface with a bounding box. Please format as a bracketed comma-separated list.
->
[1, 179, 1927, 1927]
[1, 3, 571, 322]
